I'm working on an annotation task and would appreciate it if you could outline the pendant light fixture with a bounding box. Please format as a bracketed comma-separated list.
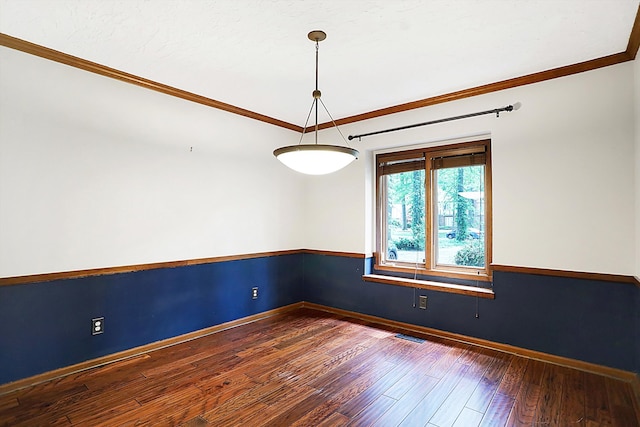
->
[273, 30, 358, 175]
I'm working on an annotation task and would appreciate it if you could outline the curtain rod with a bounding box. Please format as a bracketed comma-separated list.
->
[347, 103, 521, 141]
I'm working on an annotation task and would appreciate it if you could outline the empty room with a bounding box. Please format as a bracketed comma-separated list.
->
[1, 1, 639, 426]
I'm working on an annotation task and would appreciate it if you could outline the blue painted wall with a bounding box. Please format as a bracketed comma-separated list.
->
[0, 254, 304, 385]
[1, 252, 638, 385]
[303, 254, 639, 374]
[636, 287, 640, 376]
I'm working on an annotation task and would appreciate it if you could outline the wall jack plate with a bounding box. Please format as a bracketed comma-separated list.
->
[252, 287, 258, 300]
[419, 296, 427, 310]
[92, 317, 104, 335]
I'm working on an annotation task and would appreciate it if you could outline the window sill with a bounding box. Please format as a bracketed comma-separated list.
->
[362, 274, 495, 299]
[374, 263, 492, 282]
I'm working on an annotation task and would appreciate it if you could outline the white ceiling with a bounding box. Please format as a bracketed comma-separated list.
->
[0, 0, 638, 127]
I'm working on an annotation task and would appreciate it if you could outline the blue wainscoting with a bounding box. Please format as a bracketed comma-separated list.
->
[636, 287, 640, 376]
[303, 254, 639, 374]
[0, 254, 304, 385]
[1, 252, 638, 386]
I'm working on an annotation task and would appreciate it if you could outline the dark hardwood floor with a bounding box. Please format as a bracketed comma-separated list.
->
[1, 307, 638, 426]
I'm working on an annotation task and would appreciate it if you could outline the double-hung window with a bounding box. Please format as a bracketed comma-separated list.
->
[376, 139, 492, 281]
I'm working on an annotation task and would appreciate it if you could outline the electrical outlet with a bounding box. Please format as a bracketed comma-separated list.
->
[92, 317, 104, 335]
[252, 287, 258, 300]
[419, 295, 427, 310]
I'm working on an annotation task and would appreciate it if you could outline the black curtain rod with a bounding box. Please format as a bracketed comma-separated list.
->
[347, 103, 520, 141]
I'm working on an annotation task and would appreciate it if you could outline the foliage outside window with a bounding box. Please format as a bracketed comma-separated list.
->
[376, 140, 492, 281]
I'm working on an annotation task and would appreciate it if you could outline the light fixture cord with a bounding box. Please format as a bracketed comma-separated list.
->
[298, 39, 320, 146]
[318, 98, 354, 148]
[297, 100, 315, 146]
[314, 39, 319, 145]
[314, 38, 354, 148]
[297, 32, 354, 148]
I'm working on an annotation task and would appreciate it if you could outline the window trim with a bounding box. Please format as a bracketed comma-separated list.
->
[375, 139, 492, 281]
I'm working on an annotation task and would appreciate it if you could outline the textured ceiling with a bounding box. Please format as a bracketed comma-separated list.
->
[0, 0, 638, 127]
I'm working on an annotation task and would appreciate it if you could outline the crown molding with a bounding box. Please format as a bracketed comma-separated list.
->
[0, 33, 302, 133]
[2, 4, 639, 134]
[312, 4, 640, 131]
[627, 3, 640, 60]
[311, 52, 631, 132]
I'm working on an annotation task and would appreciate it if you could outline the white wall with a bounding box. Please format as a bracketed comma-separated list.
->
[307, 62, 636, 275]
[0, 47, 307, 277]
[1, 46, 637, 278]
[302, 148, 371, 255]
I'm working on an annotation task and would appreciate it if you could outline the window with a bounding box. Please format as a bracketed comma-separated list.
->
[376, 140, 492, 281]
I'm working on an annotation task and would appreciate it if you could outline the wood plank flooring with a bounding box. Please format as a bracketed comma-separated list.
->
[1, 307, 638, 426]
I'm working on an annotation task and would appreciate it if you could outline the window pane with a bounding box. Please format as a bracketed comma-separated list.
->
[385, 170, 425, 264]
[434, 166, 485, 268]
